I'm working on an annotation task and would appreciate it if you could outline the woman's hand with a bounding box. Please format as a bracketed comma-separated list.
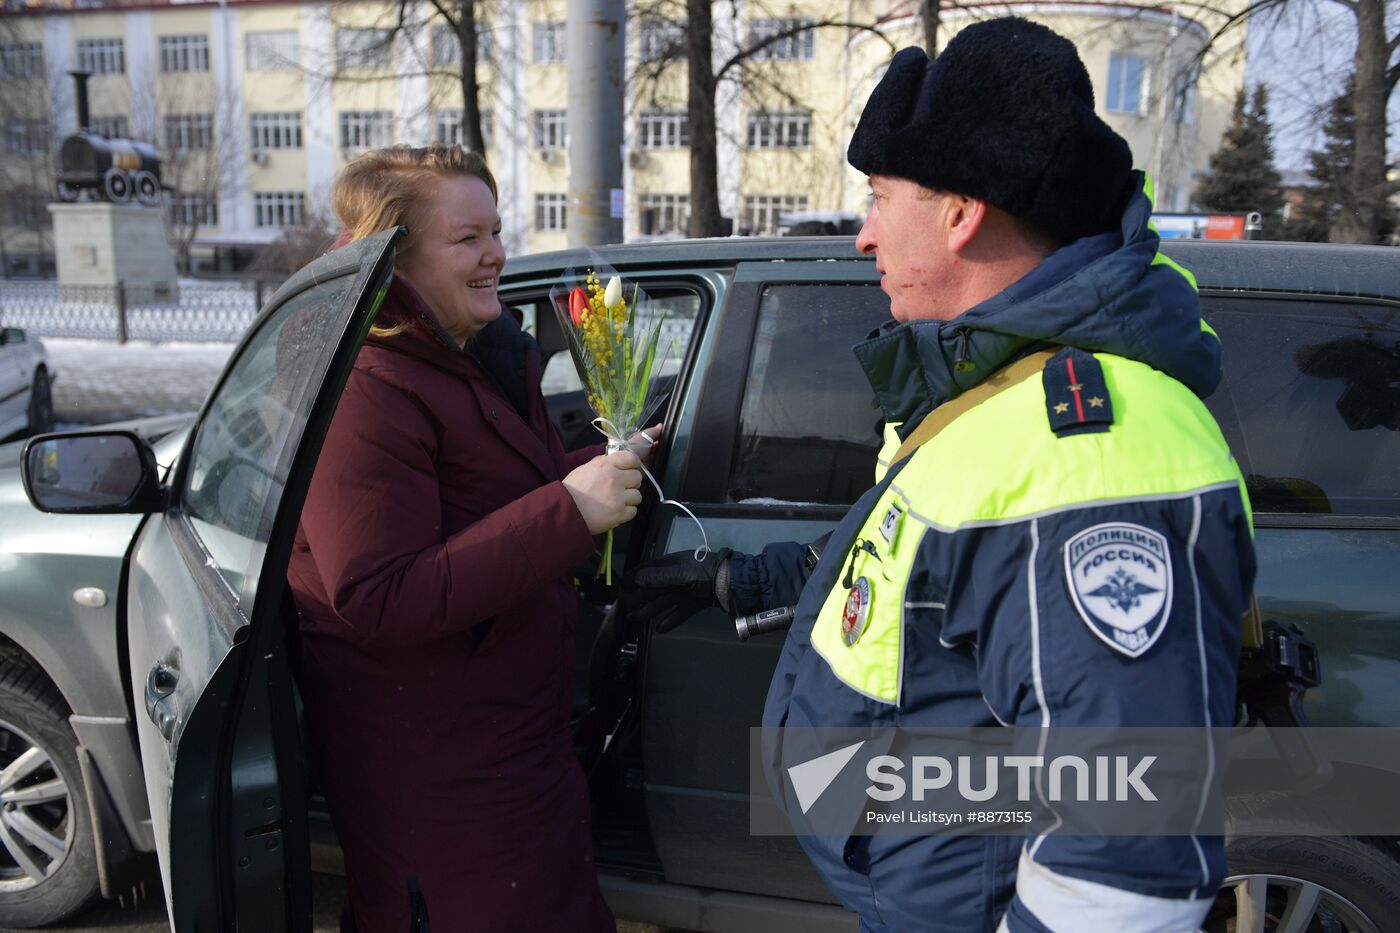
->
[628, 423, 665, 466]
[563, 450, 644, 534]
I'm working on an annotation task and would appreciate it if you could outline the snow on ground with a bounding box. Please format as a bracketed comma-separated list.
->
[45, 337, 235, 426]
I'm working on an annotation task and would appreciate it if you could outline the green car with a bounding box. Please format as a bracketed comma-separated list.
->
[2, 231, 1398, 931]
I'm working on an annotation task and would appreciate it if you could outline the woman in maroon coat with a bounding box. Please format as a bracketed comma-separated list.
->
[287, 144, 641, 932]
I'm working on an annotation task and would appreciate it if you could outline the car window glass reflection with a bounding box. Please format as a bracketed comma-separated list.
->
[1210, 301, 1400, 517]
[731, 284, 890, 505]
[182, 279, 353, 606]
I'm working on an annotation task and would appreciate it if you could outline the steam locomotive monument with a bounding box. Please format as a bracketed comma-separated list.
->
[48, 71, 179, 304]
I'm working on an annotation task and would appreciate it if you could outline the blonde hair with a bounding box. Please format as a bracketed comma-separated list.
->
[332, 143, 499, 338]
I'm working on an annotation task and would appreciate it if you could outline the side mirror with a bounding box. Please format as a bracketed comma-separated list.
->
[0, 327, 25, 346]
[21, 431, 165, 514]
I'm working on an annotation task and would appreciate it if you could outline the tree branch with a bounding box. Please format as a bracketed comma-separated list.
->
[716, 20, 893, 83]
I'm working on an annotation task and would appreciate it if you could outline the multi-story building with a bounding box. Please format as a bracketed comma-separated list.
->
[0, 0, 1247, 276]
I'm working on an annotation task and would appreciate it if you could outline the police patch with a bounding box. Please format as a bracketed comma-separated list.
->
[1064, 522, 1173, 658]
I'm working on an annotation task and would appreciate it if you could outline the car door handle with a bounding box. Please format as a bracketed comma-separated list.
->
[145, 661, 179, 743]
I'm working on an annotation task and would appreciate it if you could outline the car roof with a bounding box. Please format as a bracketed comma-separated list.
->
[503, 237, 1400, 302]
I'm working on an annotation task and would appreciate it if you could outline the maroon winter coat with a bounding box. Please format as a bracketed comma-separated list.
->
[287, 278, 614, 932]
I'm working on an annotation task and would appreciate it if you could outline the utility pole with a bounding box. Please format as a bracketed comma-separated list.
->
[566, 0, 625, 246]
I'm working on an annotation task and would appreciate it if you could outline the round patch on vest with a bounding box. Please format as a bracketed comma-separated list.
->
[842, 577, 872, 647]
[1064, 522, 1173, 658]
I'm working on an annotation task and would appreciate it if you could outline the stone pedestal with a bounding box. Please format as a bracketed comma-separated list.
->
[49, 202, 179, 305]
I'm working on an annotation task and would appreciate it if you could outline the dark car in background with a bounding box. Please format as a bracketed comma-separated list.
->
[1, 233, 1398, 931]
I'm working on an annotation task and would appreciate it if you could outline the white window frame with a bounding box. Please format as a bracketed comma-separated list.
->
[4, 120, 50, 155]
[1107, 52, 1148, 115]
[165, 113, 213, 151]
[88, 115, 128, 138]
[743, 194, 808, 235]
[245, 31, 298, 71]
[535, 193, 567, 231]
[748, 18, 814, 61]
[9, 192, 49, 227]
[746, 109, 812, 148]
[0, 43, 44, 80]
[338, 110, 393, 152]
[159, 35, 209, 73]
[167, 193, 218, 228]
[76, 38, 125, 75]
[533, 109, 567, 149]
[638, 193, 690, 235]
[532, 21, 565, 64]
[253, 191, 304, 228]
[434, 108, 494, 150]
[638, 109, 689, 149]
[336, 28, 392, 69]
[250, 112, 303, 151]
[432, 23, 493, 67]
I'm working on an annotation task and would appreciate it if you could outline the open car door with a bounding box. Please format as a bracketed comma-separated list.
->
[125, 229, 400, 930]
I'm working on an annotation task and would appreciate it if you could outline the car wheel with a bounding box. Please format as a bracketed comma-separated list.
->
[0, 660, 99, 928]
[1201, 834, 1400, 932]
[26, 369, 52, 436]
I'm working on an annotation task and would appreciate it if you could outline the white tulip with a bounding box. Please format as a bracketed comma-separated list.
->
[604, 275, 623, 309]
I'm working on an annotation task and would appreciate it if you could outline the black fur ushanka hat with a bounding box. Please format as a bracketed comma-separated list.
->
[847, 17, 1135, 244]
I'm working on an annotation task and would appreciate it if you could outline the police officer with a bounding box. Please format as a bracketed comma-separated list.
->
[626, 17, 1255, 932]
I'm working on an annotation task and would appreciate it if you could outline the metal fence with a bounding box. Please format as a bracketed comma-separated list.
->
[0, 279, 272, 343]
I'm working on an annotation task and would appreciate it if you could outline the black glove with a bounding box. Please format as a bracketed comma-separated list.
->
[622, 548, 734, 632]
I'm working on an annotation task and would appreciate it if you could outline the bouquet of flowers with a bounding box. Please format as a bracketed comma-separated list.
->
[551, 264, 684, 583]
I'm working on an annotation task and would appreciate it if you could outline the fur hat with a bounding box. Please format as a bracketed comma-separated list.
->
[847, 17, 1135, 244]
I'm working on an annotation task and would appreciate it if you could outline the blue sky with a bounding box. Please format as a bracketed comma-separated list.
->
[1245, 0, 1400, 173]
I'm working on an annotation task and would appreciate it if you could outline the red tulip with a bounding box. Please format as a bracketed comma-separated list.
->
[569, 287, 589, 326]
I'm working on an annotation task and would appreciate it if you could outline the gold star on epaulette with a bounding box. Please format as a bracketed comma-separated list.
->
[1088, 396, 1105, 408]
[1053, 402, 1069, 414]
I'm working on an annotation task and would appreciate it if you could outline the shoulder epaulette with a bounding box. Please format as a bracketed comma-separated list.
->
[1042, 346, 1114, 437]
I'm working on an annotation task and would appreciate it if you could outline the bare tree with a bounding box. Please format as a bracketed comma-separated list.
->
[633, 0, 892, 237]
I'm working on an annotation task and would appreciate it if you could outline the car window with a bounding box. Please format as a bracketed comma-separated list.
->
[515, 289, 702, 397]
[1208, 298, 1400, 517]
[730, 284, 891, 504]
[180, 278, 355, 605]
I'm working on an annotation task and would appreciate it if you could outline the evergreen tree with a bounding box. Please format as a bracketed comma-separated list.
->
[1286, 76, 1398, 244]
[1193, 85, 1286, 236]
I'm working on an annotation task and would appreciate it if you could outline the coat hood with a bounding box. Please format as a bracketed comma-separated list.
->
[853, 173, 1221, 437]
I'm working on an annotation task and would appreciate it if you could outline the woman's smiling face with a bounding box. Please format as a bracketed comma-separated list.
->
[395, 173, 505, 343]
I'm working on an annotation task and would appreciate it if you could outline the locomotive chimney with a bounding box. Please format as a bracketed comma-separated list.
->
[69, 70, 91, 133]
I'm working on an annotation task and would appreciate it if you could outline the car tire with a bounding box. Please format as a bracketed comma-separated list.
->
[0, 658, 99, 928]
[26, 369, 52, 436]
[1201, 798, 1400, 933]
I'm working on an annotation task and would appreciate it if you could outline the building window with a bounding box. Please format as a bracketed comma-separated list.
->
[638, 193, 689, 235]
[159, 35, 209, 73]
[8, 193, 49, 227]
[746, 109, 812, 148]
[432, 23, 493, 67]
[338, 111, 393, 151]
[434, 109, 494, 150]
[76, 38, 125, 75]
[1171, 71, 1197, 125]
[246, 31, 298, 71]
[4, 120, 50, 154]
[639, 19, 684, 63]
[533, 109, 567, 149]
[535, 193, 567, 231]
[167, 194, 218, 228]
[253, 191, 304, 228]
[165, 113, 213, 151]
[638, 109, 689, 149]
[88, 115, 128, 138]
[743, 194, 808, 235]
[250, 112, 303, 151]
[336, 28, 392, 69]
[532, 21, 565, 64]
[748, 18, 814, 61]
[1107, 52, 1147, 115]
[0, 43, 44, 80]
